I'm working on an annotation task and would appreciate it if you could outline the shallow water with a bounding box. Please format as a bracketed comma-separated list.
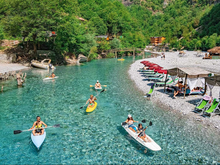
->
[0, 57, 220, 164]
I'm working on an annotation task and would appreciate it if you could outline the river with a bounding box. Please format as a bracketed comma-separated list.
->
[0, 57, 219, 164]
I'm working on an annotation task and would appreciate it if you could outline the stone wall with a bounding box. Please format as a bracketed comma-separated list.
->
[0, 53, 16, 63]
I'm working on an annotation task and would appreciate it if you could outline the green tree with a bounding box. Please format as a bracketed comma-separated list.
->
[110, 38, 121, 49]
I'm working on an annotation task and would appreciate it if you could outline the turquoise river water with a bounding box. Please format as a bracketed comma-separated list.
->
[0, 57, 220, 164]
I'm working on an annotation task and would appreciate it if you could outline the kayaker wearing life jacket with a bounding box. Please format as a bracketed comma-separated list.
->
[137, 123, 151, 142]
[86, 95, 97, 108]
[29, 116, 47, 136]
[125, 114, 138, 132]
[95, 80, 101, 89]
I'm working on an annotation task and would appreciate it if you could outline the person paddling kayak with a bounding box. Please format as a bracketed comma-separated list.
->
[49, 72, 56, 78]
[29, 116, 47, 136]
[95, 80, 101, 89]
[125, 114, 138, 132]
[137, 123, 151, 142]
[86, 95, 97, 108]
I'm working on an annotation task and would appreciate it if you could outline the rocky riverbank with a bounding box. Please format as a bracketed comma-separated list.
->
[128, 51, 220, 132]
[0, 63, 28, 80]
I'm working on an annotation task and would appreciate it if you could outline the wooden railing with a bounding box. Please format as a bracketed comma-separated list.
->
[106, 48, 145, 57]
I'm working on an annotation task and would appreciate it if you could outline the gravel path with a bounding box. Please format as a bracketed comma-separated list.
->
[128, 51, 220, 132]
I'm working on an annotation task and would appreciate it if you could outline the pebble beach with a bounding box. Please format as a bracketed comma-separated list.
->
[128, 51, 220, 132]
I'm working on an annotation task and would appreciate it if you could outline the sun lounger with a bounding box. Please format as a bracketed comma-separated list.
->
[146, 75, 165, 81]
[138, 69, 154, 73]
[167, 87, 204, 96]
[202, 99, 220, 117]
[155, 78, 178, 87]
[145, 83, 155, 97]
[144, 73, 161, 78]
[194, 98, 210, 113]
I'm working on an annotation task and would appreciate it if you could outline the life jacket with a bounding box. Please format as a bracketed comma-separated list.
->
[35, 123, 42, 129]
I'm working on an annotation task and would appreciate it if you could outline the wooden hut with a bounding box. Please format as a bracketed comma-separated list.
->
[150, 37, 165, 45]
[207, 46, 220, 59]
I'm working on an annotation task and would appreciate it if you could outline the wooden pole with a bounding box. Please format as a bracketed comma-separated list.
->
[164, 73, 168, 92]
[184, 74, 188, 99]
[203, 78, 207, 96]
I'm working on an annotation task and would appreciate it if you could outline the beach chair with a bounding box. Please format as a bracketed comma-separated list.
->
[144, 73, 161, 78]
[202, 99, 220, 117]
[147, 75, 165, 81]
[139, 69, 154, 73]
[155, 78, 178, 87]
[145, 83, 155, 97]
[194, 98, 210, 113]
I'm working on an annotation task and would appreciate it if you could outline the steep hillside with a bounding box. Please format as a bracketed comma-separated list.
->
[0, 0, 220, 59]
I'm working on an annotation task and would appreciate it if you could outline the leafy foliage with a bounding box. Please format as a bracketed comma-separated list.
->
[0, 0, 220, 61]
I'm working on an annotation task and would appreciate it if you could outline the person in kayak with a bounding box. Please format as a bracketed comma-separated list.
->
[29, 116, 47, 136]
[49, 72, 56, 78]
[125, 114, 138, 132]
[137, 123, 151, 142]
[86, 95, 97, 108]
[95, 80, 101, 89]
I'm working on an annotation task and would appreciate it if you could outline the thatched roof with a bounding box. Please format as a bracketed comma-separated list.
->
[205, 75, 220, 86]
[207, 46, 220, 54]
[167, 67, 211, 78]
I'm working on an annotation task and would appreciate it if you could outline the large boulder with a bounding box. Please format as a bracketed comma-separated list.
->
[78, 54, 87, 63]
[65, 56, 79, 65]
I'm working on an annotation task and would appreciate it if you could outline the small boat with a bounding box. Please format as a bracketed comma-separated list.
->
[121, 123, 161, 151]
[31, 59, 56, 70]
[117, 59, 125, 61]
[43, 76, 59, 80]
[86, 102, 97, 112]
[31, 131, 46, 150]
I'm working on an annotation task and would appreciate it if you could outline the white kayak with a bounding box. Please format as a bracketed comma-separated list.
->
[31, 131, 46, 150]
[121, 123, 161, 151]
[95, 86, 102, 90]
[43, 76, 58, 80]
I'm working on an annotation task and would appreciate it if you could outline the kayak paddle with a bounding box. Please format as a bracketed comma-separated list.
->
[90, 85, 107, 87]
[80, 89, 106, 109]
[137, 121, 152, 136]
[14, 124, 60, 134]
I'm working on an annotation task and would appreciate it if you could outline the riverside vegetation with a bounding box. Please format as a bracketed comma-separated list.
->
[0, 0, 220, 62]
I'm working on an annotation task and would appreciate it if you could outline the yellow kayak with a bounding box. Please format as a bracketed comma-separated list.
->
[117, 59, 125, 61]
[86, 102, 97, 112]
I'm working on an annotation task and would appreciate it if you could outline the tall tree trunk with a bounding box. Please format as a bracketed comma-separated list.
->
[33, 34, 37, 57]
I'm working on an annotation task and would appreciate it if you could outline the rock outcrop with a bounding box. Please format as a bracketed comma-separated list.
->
[78, 54, 88, 63]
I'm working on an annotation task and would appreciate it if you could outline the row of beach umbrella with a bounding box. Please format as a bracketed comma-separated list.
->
[140, 61, 167, 74]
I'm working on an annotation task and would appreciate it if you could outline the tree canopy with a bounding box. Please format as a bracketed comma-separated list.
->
[0, 0, 220, 59]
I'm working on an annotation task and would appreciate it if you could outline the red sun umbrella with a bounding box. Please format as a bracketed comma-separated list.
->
[140, 61, 146, 64]
[148, 63, 156, 67]
[143, 61, 150, 64]
[157, 70, 167, 74]
[152, 65, 162, 69]
[154, 68, 161, 72]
